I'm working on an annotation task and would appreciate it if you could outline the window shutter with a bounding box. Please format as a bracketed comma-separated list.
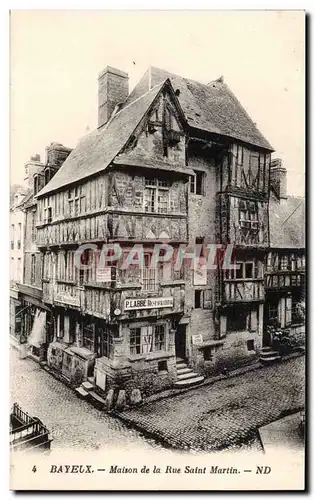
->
[203, 289, 212, 309]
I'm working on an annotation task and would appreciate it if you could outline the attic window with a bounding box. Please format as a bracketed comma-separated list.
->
[34, 175, 39, 195]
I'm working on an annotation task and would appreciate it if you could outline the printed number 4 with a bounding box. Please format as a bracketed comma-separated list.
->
[32, 466, 37, 473]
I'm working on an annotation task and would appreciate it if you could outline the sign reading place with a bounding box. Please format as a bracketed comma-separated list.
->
[124, 297, 174, 311]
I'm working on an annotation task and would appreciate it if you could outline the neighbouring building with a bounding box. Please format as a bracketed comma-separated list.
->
[10, 187, 27, 342]
[10, 145, 72, 356]
[32, 65, 303, 398]
[264, 158, 305, 345]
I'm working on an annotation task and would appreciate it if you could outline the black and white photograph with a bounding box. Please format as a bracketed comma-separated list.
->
[9, 9, 305, 491]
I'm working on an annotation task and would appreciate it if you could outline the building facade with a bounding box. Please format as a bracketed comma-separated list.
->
[30, 65, 304, 399]
[264, 159, 305, 346]
[10, 145, 72, 357]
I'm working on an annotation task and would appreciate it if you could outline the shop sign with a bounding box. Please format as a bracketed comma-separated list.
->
[96, 267, 113, 283]
[55, 294, 80, 307]
[193, 263, 207, 286]
[192, 334, 203, 345]
[124, 297, 174, 311]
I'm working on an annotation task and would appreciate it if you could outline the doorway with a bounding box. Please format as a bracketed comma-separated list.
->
[175, 324, 186, 360]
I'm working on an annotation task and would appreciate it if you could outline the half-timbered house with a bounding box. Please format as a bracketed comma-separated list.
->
[34, 65, 277, 396]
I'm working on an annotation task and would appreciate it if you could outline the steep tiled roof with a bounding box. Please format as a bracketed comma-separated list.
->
[124, 66, 273, 151]
[37, 82, 165, 197]
[14, 189, 33, 210]
[269, 195, 305, 249]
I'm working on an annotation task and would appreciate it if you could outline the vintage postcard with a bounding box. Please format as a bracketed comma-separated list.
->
[9, 10, 305, 491]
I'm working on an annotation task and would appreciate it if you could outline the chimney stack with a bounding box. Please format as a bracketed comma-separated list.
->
[270, 158, 287, 200]
[98, 66, 129, 128]
[24, 155, 44, 188]
[46, 142, 72, 167]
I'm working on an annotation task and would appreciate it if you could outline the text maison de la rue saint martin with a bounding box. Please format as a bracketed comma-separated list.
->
[49, 465, 272, 475]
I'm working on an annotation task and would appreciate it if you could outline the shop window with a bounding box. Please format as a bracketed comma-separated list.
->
[130, 325, 166, 355]
[130, 327, 141, 355]
[82, 319, 95, 352]
[58, 312, 64, 338]
[247, 339, 255, 352]
[194, 290, 202, 309]
[158, 360, 168, 372]
[269, 303, 278, 322]
[102, 329, 114, 359]
[227, 306, 247, 332]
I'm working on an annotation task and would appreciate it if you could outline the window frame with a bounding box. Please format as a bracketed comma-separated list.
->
[144, 177, 170, 214]
[129, 324, 166, 355]
[30, 253, 36, 285]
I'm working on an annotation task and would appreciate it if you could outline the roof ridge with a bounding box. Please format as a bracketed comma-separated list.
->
[111, 81, 165, 122]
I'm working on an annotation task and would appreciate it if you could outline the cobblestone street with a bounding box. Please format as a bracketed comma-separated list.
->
[116, 356, 305, 452]
[10, 347, 161, 452]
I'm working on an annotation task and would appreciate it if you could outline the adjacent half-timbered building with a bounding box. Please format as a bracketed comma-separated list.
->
[264, 159, 305, 344]
[34, 65, 282, 397]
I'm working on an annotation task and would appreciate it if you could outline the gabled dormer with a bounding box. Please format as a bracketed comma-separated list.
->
[117, 79, 187, 165]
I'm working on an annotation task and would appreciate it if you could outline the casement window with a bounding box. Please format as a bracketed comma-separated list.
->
[74, 185, 86, 216]
[44, 198, 52, 223]
[59, 251, 76, 281]
[31, 212, 36, 242]
[17, 223, 21, 249]
[236, 145, 244, 166]
[141, 253, 157, 291]
[266, 252, 272, 272]
[189, 170, 205, 195]
[43, 252, 52, 280]
[194, 289, 212, 310]
[225, 261, 258, 280]
[279, 255, 289, 271]
[144, 177, 170, 214]
[239, 200, 259, 231]
[130, 324, 166, 355]
[31, 254, 36, 284]
[68, 189, 74, 217]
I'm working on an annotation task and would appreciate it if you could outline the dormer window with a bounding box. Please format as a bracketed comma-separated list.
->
[34, 175, 39, 195]
[45, 168, 51, 185]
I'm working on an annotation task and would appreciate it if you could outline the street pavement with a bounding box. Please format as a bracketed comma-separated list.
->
[10, 347, 161, 452]
[116, 356, 305, 452]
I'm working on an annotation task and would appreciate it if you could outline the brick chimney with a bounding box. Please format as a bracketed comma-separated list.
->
[270, 158, 287, 200]
[46, 142, 72, 167]
[98, 66, 129, 128]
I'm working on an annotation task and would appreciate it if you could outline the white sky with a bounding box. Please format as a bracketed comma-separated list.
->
[10, 10, 305, 195]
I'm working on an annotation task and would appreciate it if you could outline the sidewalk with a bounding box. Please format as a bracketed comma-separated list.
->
[114, 355, 305, 452]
